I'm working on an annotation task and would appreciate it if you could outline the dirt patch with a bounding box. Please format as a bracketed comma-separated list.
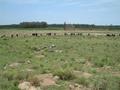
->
[96, 66, 114, 73]
[35, 74, 56, 86]
[40, 77, 56, 86]
[18, 74, 58, 90]
[18, 81, 41, 90]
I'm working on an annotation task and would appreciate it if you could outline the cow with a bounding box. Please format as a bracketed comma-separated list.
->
[46, 33, 52, 36]
[70, 33, 75, 36]
[11, 34, 14, 38]
[16, 34, 18, 37]
[32, 33, 38, 37]
[64, 33, 68, 36]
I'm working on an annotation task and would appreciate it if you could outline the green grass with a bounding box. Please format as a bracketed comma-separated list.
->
[0, 35, 120, 90]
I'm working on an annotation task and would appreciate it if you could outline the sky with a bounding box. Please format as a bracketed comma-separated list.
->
[0, 0, 120, 25]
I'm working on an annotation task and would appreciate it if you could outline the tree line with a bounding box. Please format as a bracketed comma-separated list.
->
[0, 21, 120, 30]
[0, 21, 48, 29]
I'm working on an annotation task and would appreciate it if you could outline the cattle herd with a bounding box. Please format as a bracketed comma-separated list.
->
[0, 32, 120, 38]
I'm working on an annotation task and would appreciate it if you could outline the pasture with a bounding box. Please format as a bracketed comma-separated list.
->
[0, 29, 120, 90]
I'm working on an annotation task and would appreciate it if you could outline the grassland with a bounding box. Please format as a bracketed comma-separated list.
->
[0, 30, 120, 90]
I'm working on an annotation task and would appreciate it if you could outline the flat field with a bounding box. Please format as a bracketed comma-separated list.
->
[0, 29, 120, 90]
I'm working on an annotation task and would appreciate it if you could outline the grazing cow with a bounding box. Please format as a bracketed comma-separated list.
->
[16, 34, 18, 37]
[106, 34, 111, 37]
[64, 33, 68, 36]
[46, 33, 52, 36]
[88, 33, 90, 36]
[53, 33, 56, 36]
[112, 34, 115, 37]
[32, 33, 38, 37]
[76, 33, 79, 35]
[106, 34, 115, 37]
[70, 33, 75, 36]
[77, 33, 82, 36]
[79, 33, 82, 35]
[11, 34, 14, 38]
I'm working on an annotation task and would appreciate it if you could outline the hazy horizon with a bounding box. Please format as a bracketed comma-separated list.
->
[0, 0, 120, 25]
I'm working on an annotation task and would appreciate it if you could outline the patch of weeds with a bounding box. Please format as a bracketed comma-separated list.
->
[31, 66, 39, 70]
[90, 68, 97, 74]
[79, 58, 86, 64]
[25, 40, 29, 43]
[31, 46, 40, 52]
[0, 76, 19, 90]
[70, 58, 75, 61]
[94, 58, 106, 67]
[13, 72, 29, 81]
[43, 85, 67, 90]
[94, 58, 115, 67]
[41, 68, 50, 74]
[75, 77, 89, 87]
[3, 71, 29, 81]
[3, 71, 15, 81]
[53, 68, 76, 80]
[90, 74, 120, 90]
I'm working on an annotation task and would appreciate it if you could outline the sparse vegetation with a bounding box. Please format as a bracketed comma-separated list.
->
[0, 30, 120, 90]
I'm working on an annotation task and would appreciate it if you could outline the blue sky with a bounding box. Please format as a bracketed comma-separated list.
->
[0, 0, 120, 25]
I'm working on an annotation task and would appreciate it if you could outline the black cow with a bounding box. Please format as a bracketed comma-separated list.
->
[16, 34, 18, 37]
[11, 34, 14, 38]
[64, 33, 68, 36]
[32, 33, 38, 36]
[53, 33, 56, 36]
[46, 33, 52, 36]
[70, 33, 75, 36]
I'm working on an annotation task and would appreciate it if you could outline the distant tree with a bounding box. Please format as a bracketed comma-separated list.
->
[40, 21, 48, 28]
[19, 21, 48, 28]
